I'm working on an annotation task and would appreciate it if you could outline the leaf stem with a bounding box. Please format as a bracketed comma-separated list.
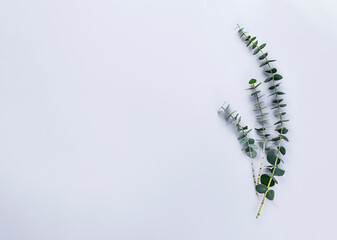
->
[252, 83, 267, 184]
[220, 105, 258, 196]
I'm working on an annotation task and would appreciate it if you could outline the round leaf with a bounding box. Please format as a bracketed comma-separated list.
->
[261, 173, 276, 187]
[249, 79, 257, 84]
[273, 74, 283, 80]
[266, 190, 275, 200]
[246, 150, 257, 158]
[256, 184, 267, 193]
[280, 146, 286, 155]
[272, 167, 285, 176]
[265, 68, 277, 74]
[267, 151, 280, 165]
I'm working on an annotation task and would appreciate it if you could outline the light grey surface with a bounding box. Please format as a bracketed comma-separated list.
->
[0, 0, 336, 239]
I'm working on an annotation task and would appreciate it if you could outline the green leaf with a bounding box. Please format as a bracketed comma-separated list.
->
[241, 145, 249, 151]
[249, 78, 257, 84]
[265, 68, 277, 74]
[245, 35, 251, 41]
[252, 40, 258, 49]
[269, 84, 280, 90]
[274, 74, 283, 80]
[260, 62, 268, 68]
[272, 98, 283, 104]
[237, 134, 245, 140]
[256, 184, 268, 193]
[276, 128, 288, 134]
[259, 53, 268, 60]
[251, 90, 261, 96]
[266, 190, 275, 200]
[240, 138, 248, 145]
[260, 60, 276, 67]
[259, 43, 266, 49]
[227, 110, 237, 120]
[242, 144, 258, 151]
[261, 173, 276, 187]
[225, 104, 230, 112]
[271, 166, 285, 176]
[274, 120, 285, 125]
[279, 146, 286, 155]
[271, 136, 280, 142]
[277, 91, 285, 95]
[238, 28, 244, 33]
[265, 77, 273, 83]
[272, 104, 287, 109]
[247, 36, 256, 47]
[267, 151, 280, 165]
[252, 150, 257, 158]
[255, 127, 271, 131]
[280, 135, 289, 142]
[246, 150, 257, 158]
[253, 106, 268, 112]
[248, 138, 255, 144]
[250, 144, 258, 150]
[256, 113, 268, 118]
[253, 48, 259, 55]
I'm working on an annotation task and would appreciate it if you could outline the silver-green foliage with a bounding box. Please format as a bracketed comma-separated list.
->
[218, 24, 289, 218]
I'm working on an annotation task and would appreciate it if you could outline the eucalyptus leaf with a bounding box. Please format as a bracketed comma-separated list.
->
[272, 99, 283, 104]
[259, 53, 268, 60]
[246, 150, 257, 158]
[279, 146, 286, 155]
[266, 190, 275, 200]
[265, 77, 273, 83]
[276, 128, 288, 134]
[273, 74, 283, 80]
[247, 36, 256, 46]
[265, 68, 277, 74]
[260, 60, 276, 67]
[267, 151, 280, 165]
[251, 90, 261, 96]
[269, 84, 280, 90]
[271, 166, 285, 176]
[280, 135, 289, 142]
[252, 40, 258, 49]
[249, 79, 257, 84]
[259, 43, 266, 49]
[261, 173, 276, 187]
[237, 134, 245, 140]
[256, 184, 268, 193]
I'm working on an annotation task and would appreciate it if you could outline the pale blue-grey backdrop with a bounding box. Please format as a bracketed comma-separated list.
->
[0, 0, 336, 239]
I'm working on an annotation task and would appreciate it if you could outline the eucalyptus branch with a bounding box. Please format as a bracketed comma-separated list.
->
[236, 24, 289, 218]
[246, 79, 271, 185]
[218, 103, 258, 195]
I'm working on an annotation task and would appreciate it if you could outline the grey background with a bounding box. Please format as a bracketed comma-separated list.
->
[1, 0, 336, 239]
